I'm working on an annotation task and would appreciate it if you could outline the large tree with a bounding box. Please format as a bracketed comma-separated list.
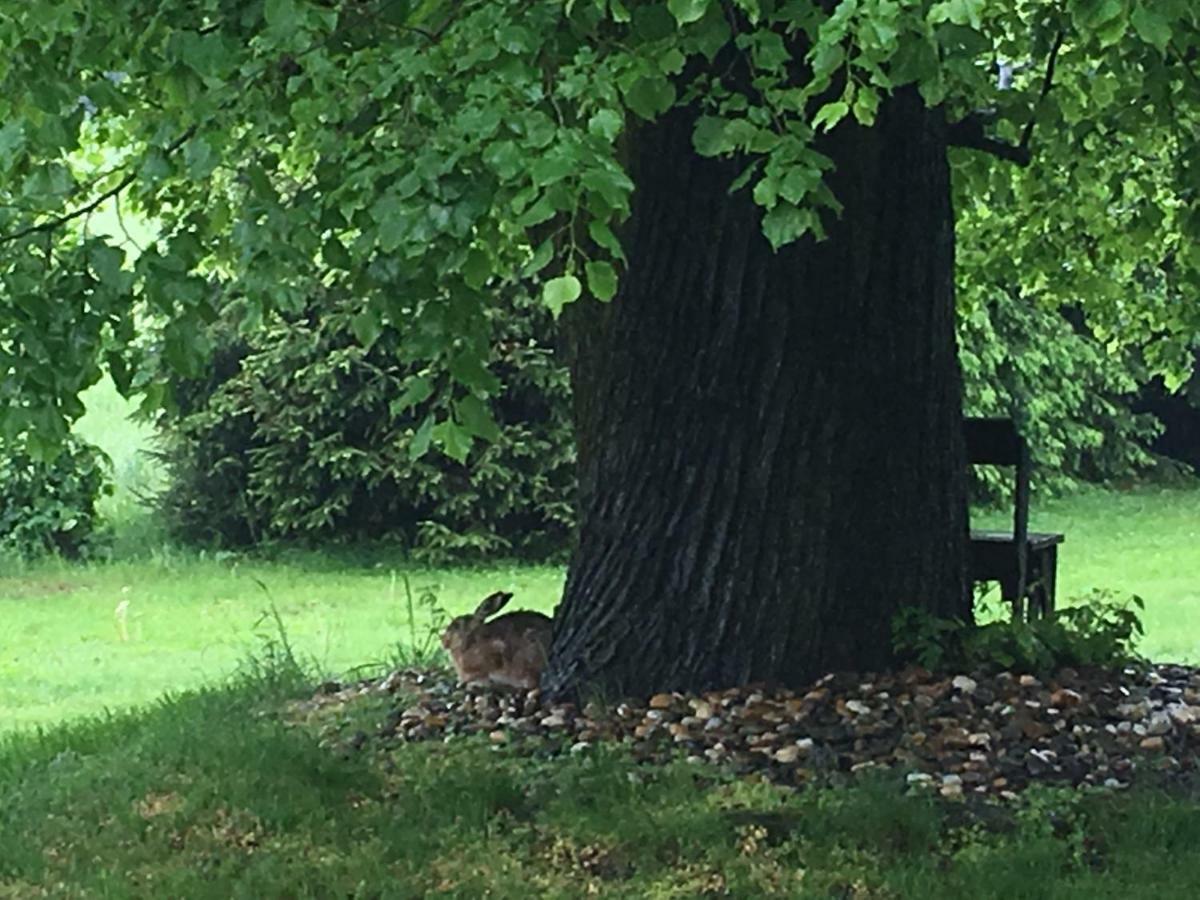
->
[2, 1, 1197, 697]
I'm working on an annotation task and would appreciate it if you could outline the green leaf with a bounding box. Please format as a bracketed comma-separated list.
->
[761, 202, 815, 249]
[587, 219, 626, 262]
[624, 75, 676, 121]
[409, 414, 435, 460]
[585, 260, 618, 301]
[693, 115, 732, 156]
[812, 100, 849, 132]
[587, 109, 623, 142]
[391, 375, 434, 416]
[523, 238, 555, 276]
[543, 274, 582, 317]
[448, 351, 502, 394]
[351, 308, 382, 349]
[456, 394, 501, 441]
[0, 122, 24, 168]
[433, 418, 473, 463]
[852, 88, 880, 126]
[264, 0, 297, 29]
[668, 0, 710, 26]
[928, 0, 984, 29]
[89, 245, 125, 285]
[323, 237, 353, 270]
[1130, 3, 1171, 51]
[462, 247, 491, 289]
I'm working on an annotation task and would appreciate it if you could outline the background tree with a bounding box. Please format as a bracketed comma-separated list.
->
[1, 1, 1197, 697]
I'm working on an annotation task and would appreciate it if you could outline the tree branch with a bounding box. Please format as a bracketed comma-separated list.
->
[0, 127, 195, 246]
[948, 30, 1064, 167]
[1018, 30, 1065, 153]
[947, 116, 1031, 166]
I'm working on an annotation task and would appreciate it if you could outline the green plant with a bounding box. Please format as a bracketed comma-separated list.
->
[151, 289, 576, 561]
[892, 590, 1146, 674]
[958, 293, 1160, 502]
[0, 435, 112, 559]
[390, 573, 452, 670]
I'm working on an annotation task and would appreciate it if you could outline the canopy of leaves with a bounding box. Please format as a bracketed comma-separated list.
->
[1, 0, 1197, 455]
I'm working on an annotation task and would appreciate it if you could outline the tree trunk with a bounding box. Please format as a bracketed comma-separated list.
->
[543, 88, 970, 700]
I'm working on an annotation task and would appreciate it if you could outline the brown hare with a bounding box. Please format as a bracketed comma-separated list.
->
[441, 591, 553, 690]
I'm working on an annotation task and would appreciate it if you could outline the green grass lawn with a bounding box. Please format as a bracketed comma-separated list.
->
[3, 668, 1200, 898]
[973, 486, 1200, 661]
[0, 556, 563, 732]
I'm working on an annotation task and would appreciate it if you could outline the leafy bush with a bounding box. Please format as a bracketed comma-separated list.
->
[892, 590, 1145, 675]
[152, 290, 575, 561]
[0, 435, 112, 559]
[958, 294, 1159, 501]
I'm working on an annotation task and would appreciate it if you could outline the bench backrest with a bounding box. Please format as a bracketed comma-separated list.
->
[964, 417, 1030, 597]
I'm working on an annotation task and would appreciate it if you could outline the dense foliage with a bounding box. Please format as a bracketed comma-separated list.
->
[152, 290, 575, 559]
[959, 294, 1160, 496]
[0, 435, 110, 559]
[892, 590, 1146, 674]
[1, 1, 1196, 456]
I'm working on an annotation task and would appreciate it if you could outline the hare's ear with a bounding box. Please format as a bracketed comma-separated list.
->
[475, 591, 513, 621]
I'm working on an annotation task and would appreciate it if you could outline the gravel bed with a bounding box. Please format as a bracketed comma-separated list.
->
[293, 664, 1200, 798]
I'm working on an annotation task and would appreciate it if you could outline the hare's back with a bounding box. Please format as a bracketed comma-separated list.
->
[487, 610, 553, 639]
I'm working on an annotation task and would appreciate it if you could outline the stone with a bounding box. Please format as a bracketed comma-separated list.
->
[649, 693, 674, 710]
[1169, 705, 1200, 726]
[1050, 688, 1083, 708]
[952, 675, 978, 694]
[774, 745, 803, 764]
[1145, 713, 1173, 736]
[1139, 736, 1166, 752]
[1117, 701, 1150, 720]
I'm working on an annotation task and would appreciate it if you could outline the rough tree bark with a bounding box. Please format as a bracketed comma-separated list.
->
[542, 87, 970, 700]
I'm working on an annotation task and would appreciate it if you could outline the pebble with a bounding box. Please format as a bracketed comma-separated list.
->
[297, 662, 1200, 800]
[952, 675, 978, 694]
[774, 745, 803, 764]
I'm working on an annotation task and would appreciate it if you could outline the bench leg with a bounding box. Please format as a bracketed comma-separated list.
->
[1002, 576, 1024, 622]
[1042, 546, 1058, 616]
[1024, 547, 1059, 620]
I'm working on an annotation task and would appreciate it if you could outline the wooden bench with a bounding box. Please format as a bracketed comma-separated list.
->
[966, 417, 1065, 620]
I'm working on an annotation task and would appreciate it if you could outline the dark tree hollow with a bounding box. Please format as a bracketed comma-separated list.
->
[543, 88, 970, 700]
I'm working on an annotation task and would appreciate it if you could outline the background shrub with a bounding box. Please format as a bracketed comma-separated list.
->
[958, 294, 1160, 500]
[0, 435, 111, 559]
[151, 290, 575, 561]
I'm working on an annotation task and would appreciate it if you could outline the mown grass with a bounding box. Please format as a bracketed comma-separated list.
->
[973, 485, 1200, 661]
[0, 556, 563, 732]
[3, 666, 1200, 898]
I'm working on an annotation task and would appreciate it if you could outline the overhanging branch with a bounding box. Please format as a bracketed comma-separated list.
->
[0, 127, 195, 247]
[1018, 30, 1065, 153]
[947, 116, 1031, 166]
[948, 30, 1065, 168]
